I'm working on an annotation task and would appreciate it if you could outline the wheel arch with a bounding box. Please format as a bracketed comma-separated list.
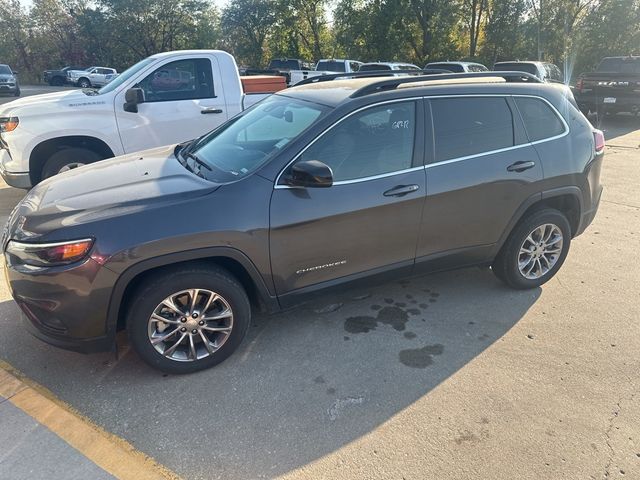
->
[108, 247, 279, 335]
[493, 188, 583, 257]
[29, 136, 115, 184]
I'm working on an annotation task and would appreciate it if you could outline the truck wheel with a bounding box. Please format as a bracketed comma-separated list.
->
[126, 266, 251, 374]
[14, 88, 20, 97]
[492, 209, 571, 290]
[78, 78, 91, 88]
[41, 147, 102, 180]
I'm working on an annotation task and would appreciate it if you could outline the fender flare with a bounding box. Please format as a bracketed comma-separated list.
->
[491, 187, 583, 257]
[105, 246, 279, 338]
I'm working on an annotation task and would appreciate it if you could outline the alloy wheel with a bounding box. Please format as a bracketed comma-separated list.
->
[147, 289, 234, 362]
[518, 223, 563, 280]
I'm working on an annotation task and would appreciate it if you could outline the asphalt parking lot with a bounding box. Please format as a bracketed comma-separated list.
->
[0, 111, 639, 479]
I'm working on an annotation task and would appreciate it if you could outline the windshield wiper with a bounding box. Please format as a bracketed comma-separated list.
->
[183, 151, 212, 171]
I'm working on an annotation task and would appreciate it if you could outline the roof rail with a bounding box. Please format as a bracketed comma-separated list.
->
[350, 71, 542, 98]
[293, 69, 451, 87]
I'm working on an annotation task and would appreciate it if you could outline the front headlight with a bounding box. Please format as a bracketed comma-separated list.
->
[6, 238, 94, 267]
[0, 117, 19, 133]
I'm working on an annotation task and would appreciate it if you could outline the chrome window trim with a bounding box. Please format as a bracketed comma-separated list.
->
[425, 94, 569, 169]
[274, 97, 422, 189]
[274, 93, 569, 188]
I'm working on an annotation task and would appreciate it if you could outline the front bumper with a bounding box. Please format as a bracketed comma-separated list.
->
[4, 255, 120, 354]
[0, 150, 31, 189]
[0, 83, 18, 94]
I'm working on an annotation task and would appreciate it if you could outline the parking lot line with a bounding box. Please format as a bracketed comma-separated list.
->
[0, 360, 181, 480]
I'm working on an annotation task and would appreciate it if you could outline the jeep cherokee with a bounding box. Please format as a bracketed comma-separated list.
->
[2, 71, 604, 373]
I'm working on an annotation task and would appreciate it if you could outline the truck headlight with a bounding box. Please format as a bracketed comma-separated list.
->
[0, 117, 19, 133]
[6, 238, 94, 267]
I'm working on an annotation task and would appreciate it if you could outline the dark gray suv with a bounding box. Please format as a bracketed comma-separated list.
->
[2, 72, 604, 373]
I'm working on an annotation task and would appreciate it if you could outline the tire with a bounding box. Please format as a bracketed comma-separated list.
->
[126, 266, 251, 374]
[41, 147, 102, 180]
[78, 78, 91, 88]
[14, 88, 20, 97]
[492, 208, 571, 289]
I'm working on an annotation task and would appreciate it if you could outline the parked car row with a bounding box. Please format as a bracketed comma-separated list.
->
[249, 57, 566, 86]
[42, 65, 119, 87]
[0, 58, 604, 373]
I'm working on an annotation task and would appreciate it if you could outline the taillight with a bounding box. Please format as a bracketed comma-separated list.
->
[593, 130, 605, 154]
[577, 78, 584, 93]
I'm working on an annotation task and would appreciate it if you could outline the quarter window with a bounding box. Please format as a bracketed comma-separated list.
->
[431, 97, 514, 162]
[514, 97, 565, 142]
[137, 58, 214, 102]
[299, 102, 416, 182]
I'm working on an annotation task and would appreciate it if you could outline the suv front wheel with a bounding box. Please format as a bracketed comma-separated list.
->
[127, 266, 251, 374]
[493, 208, 571, 289]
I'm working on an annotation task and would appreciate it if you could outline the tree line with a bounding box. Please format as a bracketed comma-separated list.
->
[0, 0, 638, 83]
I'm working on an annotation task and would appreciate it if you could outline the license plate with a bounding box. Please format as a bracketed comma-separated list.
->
[603, 97, 617, 104]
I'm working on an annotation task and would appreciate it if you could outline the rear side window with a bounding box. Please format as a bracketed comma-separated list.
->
[514, 97, 565, 142]
[431, 97, 514, 162]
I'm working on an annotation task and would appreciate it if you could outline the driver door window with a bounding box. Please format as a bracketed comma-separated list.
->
[298, 102, 416, 182]
[138, 58, 214, 102]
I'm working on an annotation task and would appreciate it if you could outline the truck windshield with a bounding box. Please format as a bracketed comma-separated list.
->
[97, 57, 156, 95]
[597, 58, 640, 73]
[494, 63, 538, 75]
[317, 61, 346, 72]
[185, 95, 328, 183]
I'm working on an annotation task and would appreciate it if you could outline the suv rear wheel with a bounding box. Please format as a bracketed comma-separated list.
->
[493, 208, 571, 289]
[126, 266, 251, 374]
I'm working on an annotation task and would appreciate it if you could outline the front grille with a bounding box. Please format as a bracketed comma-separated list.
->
[0, 79, 6, 83]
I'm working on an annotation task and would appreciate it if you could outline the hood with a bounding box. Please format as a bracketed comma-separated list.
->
[9, 145, 219, 239]
[0, 89, 98, 115]
[0, 74, 14, 80]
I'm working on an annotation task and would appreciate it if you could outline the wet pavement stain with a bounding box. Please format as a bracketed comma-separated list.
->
[314, 375, 326, 384]
[399, 344, 444, 368]
[384, 298, 394, 304]
[406, 308, 421, 316]
[326, 387, 336, 395]
[419, 303, 428, 309]
[395, 302, 407, 307]
[344, 306, 410, 334]
[371, 304, 382, 311]
[404, 331, 417, 339]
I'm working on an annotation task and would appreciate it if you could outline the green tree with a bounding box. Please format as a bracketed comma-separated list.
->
[221, 0, 277, 67]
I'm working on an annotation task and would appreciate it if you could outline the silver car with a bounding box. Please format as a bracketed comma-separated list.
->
[0, 64, 20, 96]
[67, 66, 118, 88]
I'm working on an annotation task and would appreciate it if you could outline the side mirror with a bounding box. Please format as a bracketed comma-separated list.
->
[124, 88, 145, 113]
[284, 160, 333, 188]
[12, 71, 18, 76]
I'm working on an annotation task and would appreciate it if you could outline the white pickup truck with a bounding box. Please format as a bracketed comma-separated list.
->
[289, 59, 362, 86]
[0, 50, 274, 188]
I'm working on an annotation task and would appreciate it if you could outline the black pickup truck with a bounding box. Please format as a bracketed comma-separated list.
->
[42, 66, 83, 86]
[575, 56, 640, 116]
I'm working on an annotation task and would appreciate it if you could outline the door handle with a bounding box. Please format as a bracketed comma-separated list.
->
[507, 161, 536, 173]
[201, 108, 223, 114]
[383, 184, 420, 197]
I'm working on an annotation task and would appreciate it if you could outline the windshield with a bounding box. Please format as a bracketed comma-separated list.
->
[597, 57, 640, 73]
[185, 95, 328, 183]
[97, 57, 157, 95]
[317, 61, 346, 72]
[428, 63, 463, 72]
[0, 65, 11, 75]
[269, 60, 300, 70]
[360, 64, 392, 71]
[494, 63, 538, 75]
